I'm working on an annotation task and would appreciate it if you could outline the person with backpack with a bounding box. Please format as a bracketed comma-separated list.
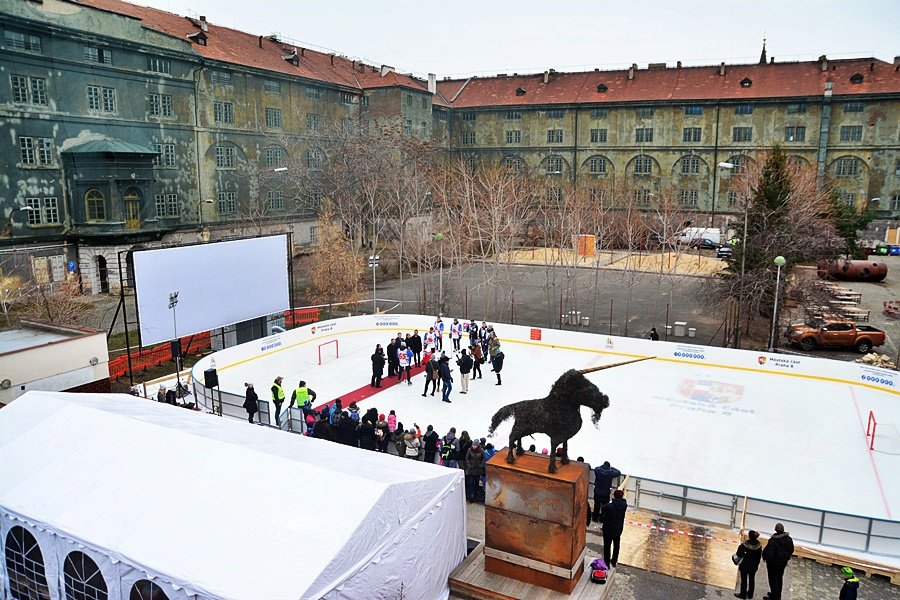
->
[392, 422, 406, 456]
[441, 427, 460, 468]
[456, 349, 474, 394]
[839, 566, 859, 600]
[422, 425, 440, 464]
[762, 523, 795, 600]
[469, 320, 479, 348]
[733, 530, 762, 599]
[330, 399, 343, 426]
[348, 402, 361, 423]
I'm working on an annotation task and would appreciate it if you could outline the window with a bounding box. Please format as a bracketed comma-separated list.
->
[505, 130, 521, 144]
[843, 101, 864, 113]
[265, 146, 283, 168]
[633, 156, 653, 175]
[421, 96, 428, 109]
[506, 110, 522, 120]
[87, 86, 116, 112]
[25, 197, 59, 225]
[684, 105, 703, 116]
[305, 87, 321, 100]
[683, 127, 701, 142]
[306, 113, 321, 132]
[547, 187, 563, 203]
[211, 71, 232, 85]
[341, 92, 354, 104]
[264, 80, 281, 93]
[589, 188, 605, 202]
[19, 136, 53, 165]
[727, 190, 738, 207]
[130, 579, 170, 600]
[217, 191, 236, 214]
[304, 190, 324, 209]
[590, 128, 607, 143]
[635, 107, 654, 118]
[436, 109, 446, 121]
[634, 189, 651, 205]
[838, 190, 857, 206]
[85, 189, 106, 221]
[213, 101, 233, 124]
[307, 149, 324, 169]
[588, 157, 607, 174]
[891, 195, 900, 211]
[635, 128, 653, 143]
[5, 526, 51, 600]
[516, 87, 526, 96]
[268, 190, 284, 210]
[421, 121, 427, 136]
[404, 119, 412, 136]
[545, 156, 563, 174]
[463, 157, 478, 176]
[734, 104, 753, 115]
[681, 156, 701, 175]
[265, 108, 282, 129]
[732, 127, 753, 142]
[547, 129, 563, 143]
[147, 57, 171, 74]
[895, 160, 900, 177]
[215, 145, 235, 168]
[504, 156, 523, 172]
[148, 94, 173, 117]
[591, 108, 608, 118]
[837, 158, 860, 177]
[546, 109, 564, 119]
[405, 94, 413, 107]
[310, 225, 320, 243]
[680, 189, 699, 206]
[83, 46, 112, 65]
[11, 75, 47, 105]
[840, 126, 862, 142]
[462, 111, 477, 121]
[153, 143, 175, 167]
[154, 193, 179, 218]
[5, 30, 42, 54]
[784, 126, 806, 142]
[786, 103, 807, 114]
[461, 132, 476, 145]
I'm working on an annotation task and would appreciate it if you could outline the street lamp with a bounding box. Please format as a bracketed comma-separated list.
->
[433, 232, 445, 313]
[169, 291, 182, 396]
[710, 162, 735, 227]
[768, 256, 786, 352]
[368, 254, 380, 314]
[197, 199, 214, 227]
[5, 206, 34, 236]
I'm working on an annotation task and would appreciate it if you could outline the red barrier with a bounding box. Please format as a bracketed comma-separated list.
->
[284, 307, 320, 327]
[109, 332, 212, 379]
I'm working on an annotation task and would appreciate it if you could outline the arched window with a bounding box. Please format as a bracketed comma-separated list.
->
[85, 189, 106, 222]
[129, 580, 170, 600]
[63, 551, 108, 600]
[5, 526, 51, 600]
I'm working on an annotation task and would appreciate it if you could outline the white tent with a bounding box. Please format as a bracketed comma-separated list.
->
[0, 392, 466, 600]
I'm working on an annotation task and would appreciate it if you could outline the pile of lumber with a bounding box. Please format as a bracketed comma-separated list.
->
[854, 353, 897, 369]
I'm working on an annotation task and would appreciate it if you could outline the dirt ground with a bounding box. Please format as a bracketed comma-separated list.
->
[501, 247, 727, 276]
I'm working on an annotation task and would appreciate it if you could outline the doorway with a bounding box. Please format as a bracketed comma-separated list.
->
[124, 187, 141, 230]
[97, 255, 109, 294]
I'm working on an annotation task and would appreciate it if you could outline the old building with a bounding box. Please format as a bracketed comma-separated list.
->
[2, 0, 899, 296]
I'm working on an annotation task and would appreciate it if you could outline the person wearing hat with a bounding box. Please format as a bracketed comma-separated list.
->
[600, 489, 627, 568]
[438, 353, 453, 403]
[465, 437, 486, 503]
[839, 566, 859, 600]
[271, 376, 286, 426]
[733, 530, 762, 599]
[397, 341, 413, 385]
[242, 382, 259, 424]
[762, 523, 794, 600]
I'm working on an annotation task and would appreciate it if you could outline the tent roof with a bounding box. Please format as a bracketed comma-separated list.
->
[0, 392, 462, 599]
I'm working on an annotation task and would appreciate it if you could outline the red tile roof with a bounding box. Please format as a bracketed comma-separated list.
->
[77, 0, 426, 93]
[439, 59, 900, 108]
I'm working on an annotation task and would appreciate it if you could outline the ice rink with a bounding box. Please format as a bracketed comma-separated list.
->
[195, 314, 900, 523]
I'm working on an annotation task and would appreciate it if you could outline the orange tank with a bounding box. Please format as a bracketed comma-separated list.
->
[817, 260, 888, 282]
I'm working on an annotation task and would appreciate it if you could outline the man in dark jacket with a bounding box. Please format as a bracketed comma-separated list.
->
[438, 355, 453, 403]
[422, 425, 440, 464]
[839, 567, 859, 600]
[422, 355, 439, 397]
[762, 523, 794, 600]
[357, 419, 377, 451]
[386, 339, 398, 378]
[456, 349, 474, 394]
[312, 412, 336, 442]
[592, 461, 622, 522]
[601, 489, 627, 567]
[492, 350, 504, 386]
[371, 345, 385, 387]
[337, 412, 359, 446]
[409, 330, 423, 367]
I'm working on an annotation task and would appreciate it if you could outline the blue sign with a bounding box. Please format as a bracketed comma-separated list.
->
[67, 261, 77, 272]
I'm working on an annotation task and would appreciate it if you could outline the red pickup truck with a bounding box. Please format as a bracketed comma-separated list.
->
[786, 320, 886, 353]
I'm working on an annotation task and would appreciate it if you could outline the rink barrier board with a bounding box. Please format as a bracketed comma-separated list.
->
[190, 314, 900, 558]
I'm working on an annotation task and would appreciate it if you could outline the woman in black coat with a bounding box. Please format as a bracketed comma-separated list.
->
[358, 419, 378, 451]
[337, 412, 359, 447]
[734, 530, 763, 599]
[457, 431, 472, 472]
[243, 382, 259, 423]
[371, 345, 385, 388]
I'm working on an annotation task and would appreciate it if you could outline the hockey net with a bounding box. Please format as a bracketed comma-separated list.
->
[866, 411, 900, 455]
[318, 339, 339, 366]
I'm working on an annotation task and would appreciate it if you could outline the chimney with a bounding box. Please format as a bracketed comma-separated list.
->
[870, 62, 875, 72]
[542, 70, 550, 84]
[770, 57, 775, 64]
[719, 62, 726, 76]
[895, 56, 900, 66]
[676, 60, 682, 68]
[258, 35, 263, 48]
[428, 73, 436, 94]
[199, 16, 208, 32]
[380, 65, 394, 77]
[628, 64, 636, 80]
[819, 55, 828, 71]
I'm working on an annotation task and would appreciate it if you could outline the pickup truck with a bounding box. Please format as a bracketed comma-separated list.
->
[786, 320, 886, 353]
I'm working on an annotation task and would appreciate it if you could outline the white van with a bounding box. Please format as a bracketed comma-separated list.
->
[677, 227, 721, 245]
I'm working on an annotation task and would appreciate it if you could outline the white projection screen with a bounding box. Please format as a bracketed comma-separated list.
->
[133, 235, 290, 345]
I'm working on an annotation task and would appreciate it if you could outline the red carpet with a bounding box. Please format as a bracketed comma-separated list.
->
[312, 358, 430, 414]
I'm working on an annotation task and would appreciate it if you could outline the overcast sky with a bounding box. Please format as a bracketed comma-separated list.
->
[136, 0, 899, 78]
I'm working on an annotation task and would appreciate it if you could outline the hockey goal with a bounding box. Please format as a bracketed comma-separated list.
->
[866, 411, 900, 455]
[318, 339, 339, 365]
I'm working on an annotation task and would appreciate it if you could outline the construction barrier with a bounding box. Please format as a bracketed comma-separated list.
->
[108, 332, 212, 379]
[284, 307, 320, 327]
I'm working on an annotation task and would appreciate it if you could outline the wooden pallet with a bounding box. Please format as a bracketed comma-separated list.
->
[794, 544, 900, 585]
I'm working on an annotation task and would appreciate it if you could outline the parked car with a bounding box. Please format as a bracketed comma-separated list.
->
[716, 245, 734, 259]
[689, 238, 719, 250]
[786, 319, 885, 353]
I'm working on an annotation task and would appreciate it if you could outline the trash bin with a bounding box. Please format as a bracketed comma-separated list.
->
[582, 316, 590, 327]
[673, 321, 687, 337]
[665, 325, 673, 336]
[688, 327, 697, 338]
[876, 244, 889, 256]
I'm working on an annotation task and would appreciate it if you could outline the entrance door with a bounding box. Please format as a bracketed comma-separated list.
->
[124, 187, 141, 230]
[97, 255, 109, 294]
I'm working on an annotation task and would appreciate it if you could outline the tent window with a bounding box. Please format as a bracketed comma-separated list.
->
[63, 551, 108, 600]
[129, 580, 170, 600]
[5, 526, 51, 600]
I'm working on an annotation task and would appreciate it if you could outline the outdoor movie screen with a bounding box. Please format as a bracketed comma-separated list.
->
[132, 235, 290, 346]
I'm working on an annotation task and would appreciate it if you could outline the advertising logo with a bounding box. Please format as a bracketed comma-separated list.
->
[310, 326, 316, 334]
[758, 356, 767, 365]
[375, 319, 400, 328]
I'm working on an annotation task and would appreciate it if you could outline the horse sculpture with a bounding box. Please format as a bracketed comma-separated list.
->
[487, 357, 653, 473]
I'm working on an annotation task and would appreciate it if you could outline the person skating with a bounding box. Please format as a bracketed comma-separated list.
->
[433, 316, 445, 351]
[371, 344, 385, 388]
[733, 530, 762, 599]
[271, 376, 286, 426]
[439, 354, 453, 402]
[409, 329, 423, 367]
[471, 344, 483, 379]
[423, 354, 439, 396]
[492, 350, 505, 385]
[422, 425, 439, 464]
[397, 342, 413, 385]
[839, 567, 859, 600]
[601, 489, 627, 568]
[450, 319, 462, 351]
[457, 349, 473, 393]
[423, 327, 436, 356]
[479, 322, 490, 358]
[441, 427, 460, 468]
[243, 382, 259, 423]
[762, 523, 794, 600]
[465, 438, 486, 503]
[591, 461, 622, 522]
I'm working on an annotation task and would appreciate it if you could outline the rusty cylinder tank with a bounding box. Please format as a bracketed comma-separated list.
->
[817, 259, 888, 282]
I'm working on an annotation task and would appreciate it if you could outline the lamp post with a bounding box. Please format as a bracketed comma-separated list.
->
[768, 256, 786, 352]
[197, 199, 214, 228]
[169, 291, 181, 395]
[368, 254, 380, 314]
[5, 206, 34, 237]
[433, 232, 445, 313]
[711, 162, 735, 227]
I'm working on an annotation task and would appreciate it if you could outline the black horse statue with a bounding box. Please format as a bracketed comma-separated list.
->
[488, 357, 652, 473]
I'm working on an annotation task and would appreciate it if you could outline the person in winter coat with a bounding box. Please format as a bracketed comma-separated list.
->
[470, 344, 483, 379]
[392, 422, 406, 456]
[457, 349, 474, 394]
[839, 567, 859, 600]
[488, 331, 501, 361]
[409, 330, 423, 367]
[450, 319, 462, 351]
[465, 439, 486, 502]
[403, 429, 421, 459]
[157, 385, 167, 403]
[387, 410, 398, 433]
[592, 461, 622, 522]
[422, 355, 439, 396]
[335, 412, 357, 446]
[492, 350, 505, 386]
[358, 419, 377, 451]
[479, 322, 490, 357]
[438, 354, 453, 402]
[422, 425, 440, 464]
[601, 489, 628, 568]
[734, 530, 763, 599]
[469, 320, 479, 348]
[348, 402, 361, 423]
[271, 376, 286, 426]
[364, 407, 378, 425]
[371, 345, 385, 388]
[243, 382, 259, 423]
[313, 413, 336, 442]
[441, 427, 460, 468]
[762, 523, 795, 600]
[481, 442, 496, 490]
[375, 414, 391, 452]
[458, 431, 472, 472]
[386, 339, 398, 378]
